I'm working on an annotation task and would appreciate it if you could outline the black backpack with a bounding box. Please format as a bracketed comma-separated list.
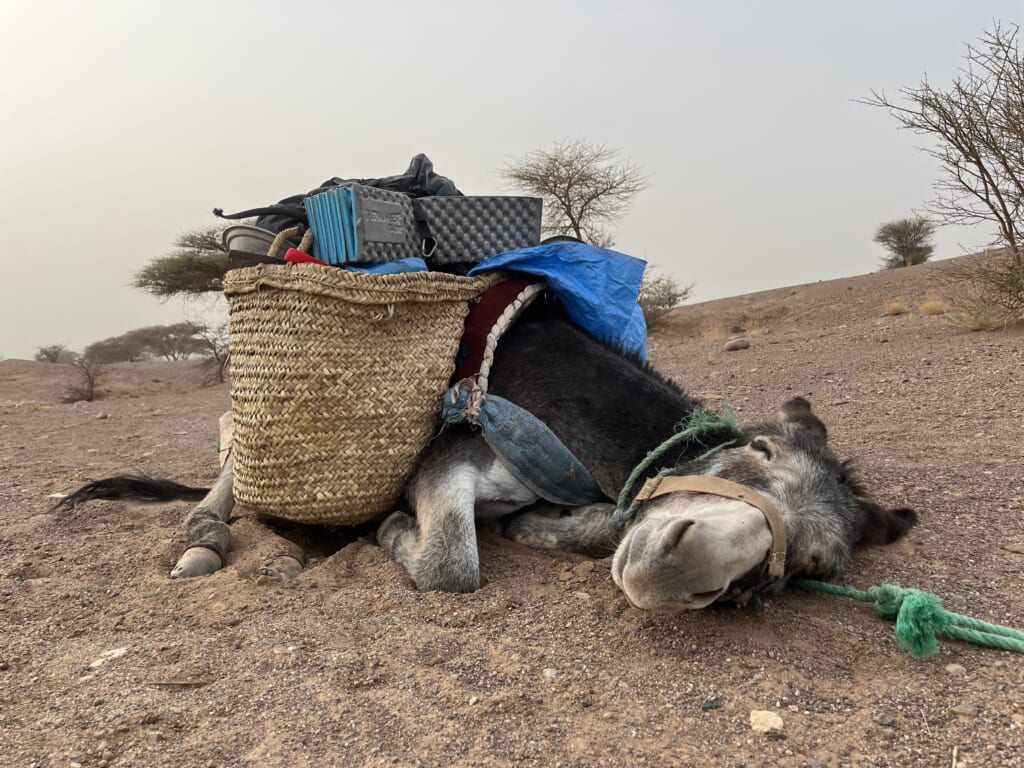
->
[212, 153, 461, 235]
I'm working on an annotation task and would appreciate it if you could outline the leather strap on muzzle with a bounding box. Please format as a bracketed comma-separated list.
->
[632, 475, 787, 579]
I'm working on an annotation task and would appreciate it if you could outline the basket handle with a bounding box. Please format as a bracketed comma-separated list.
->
[268, 227, 315, 260]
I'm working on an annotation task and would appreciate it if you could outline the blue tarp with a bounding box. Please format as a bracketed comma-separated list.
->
[468, 242, 648, 360]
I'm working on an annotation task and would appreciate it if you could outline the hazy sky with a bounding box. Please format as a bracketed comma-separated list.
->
[1, 1, 1019, 360]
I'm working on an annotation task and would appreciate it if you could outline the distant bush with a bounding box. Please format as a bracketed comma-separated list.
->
[35, 344, 76, 364]
[639, 269, 693, 329]
[63, 355, 104, 403]
[918, 297, 950, 316]
[939, 249, 1024, 330]
[882, 300, 907, 316]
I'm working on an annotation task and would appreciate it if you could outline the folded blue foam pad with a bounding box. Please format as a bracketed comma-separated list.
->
[307, 184, 420, 264]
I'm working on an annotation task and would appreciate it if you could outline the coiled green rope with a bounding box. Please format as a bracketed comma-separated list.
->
[795, 580, 1024, 656]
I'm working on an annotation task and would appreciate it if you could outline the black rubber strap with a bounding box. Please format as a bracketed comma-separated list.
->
[409, 199, 437, 258]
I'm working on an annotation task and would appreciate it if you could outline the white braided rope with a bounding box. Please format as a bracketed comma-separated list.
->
[477, 282, 546, 394]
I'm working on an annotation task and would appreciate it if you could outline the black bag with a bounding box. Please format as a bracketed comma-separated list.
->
[213, 153, 461, 235]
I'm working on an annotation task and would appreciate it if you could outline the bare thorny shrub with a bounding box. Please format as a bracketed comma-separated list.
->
[64, 355, 105, 403]
[864, 22, 1024, 329]
[941, 249, 1024, 330]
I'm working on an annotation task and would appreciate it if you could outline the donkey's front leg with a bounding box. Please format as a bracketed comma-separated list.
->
[378, 433, 537, 593]
[170, 453, 235, 578]
[378, 464, 480, 593]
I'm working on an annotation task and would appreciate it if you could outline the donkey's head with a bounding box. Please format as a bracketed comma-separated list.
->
[612, 398, 916, 612]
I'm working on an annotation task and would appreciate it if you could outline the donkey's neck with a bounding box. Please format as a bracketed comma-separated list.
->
[488, 315, 712, 498]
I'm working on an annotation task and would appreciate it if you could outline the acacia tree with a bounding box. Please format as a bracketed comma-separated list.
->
[134, 226, 230, 298]
[499, 139, 649, 247]
[35, 344, 72, 363]
[863, 22, 1024, 323]
[874, 217, 936, 269]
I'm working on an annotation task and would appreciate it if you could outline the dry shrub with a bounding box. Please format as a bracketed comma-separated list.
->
[918, 297, 950, 315]
[882, 300, 907, 316]
[944, 281, 1010, 331]
[739, 317, 764, 337]
[639, 270, 693, 330]
[939, 249, 1024, 330]
[63, 356, 105, 403]
[700, 323, 728, 343]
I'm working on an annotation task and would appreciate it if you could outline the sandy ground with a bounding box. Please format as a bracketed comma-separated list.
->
[1, 260, 1022, 768]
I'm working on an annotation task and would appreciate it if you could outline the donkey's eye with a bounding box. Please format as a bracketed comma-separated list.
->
[751, 438, 772, 459]
[837, 470, 848, 485]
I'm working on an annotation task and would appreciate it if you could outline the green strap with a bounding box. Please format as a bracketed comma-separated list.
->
[615, 405, 744, 514]
[795, 579, 1024, 656]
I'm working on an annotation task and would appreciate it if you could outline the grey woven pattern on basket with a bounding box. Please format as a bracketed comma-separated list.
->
[223, 263, 501, 525]
[417, 196, 542, 264]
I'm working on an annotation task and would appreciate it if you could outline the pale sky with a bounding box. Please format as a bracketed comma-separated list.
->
[1, 1, 1019, 360]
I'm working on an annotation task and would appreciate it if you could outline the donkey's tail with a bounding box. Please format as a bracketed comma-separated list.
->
[54, 475, 210, 512]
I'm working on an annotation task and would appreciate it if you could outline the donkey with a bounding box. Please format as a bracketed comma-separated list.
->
[58, 301, 916, 610]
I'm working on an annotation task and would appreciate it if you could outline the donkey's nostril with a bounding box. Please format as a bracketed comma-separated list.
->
[662, 518, 696, 552]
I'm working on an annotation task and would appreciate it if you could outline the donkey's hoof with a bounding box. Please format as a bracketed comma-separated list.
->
[170, 547, 222, 579]
[376, 510, 416, 554]
[256, 554, 304, 585]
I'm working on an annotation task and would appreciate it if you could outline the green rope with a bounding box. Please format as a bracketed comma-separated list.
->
[615, 405, 744, 513]
[795, 579, 1024, 657]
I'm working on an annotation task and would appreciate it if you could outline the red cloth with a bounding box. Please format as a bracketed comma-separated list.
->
[284, 248, 328, 266]
[452, 278, 539, 383]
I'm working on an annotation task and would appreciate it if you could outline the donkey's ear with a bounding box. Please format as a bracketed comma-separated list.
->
[778, 397, 827, 441]
[856, 501, 918, 547]
[779, 397, 813, 418]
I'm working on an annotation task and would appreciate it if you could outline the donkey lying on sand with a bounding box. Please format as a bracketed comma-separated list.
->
[59, 301, 916, 610]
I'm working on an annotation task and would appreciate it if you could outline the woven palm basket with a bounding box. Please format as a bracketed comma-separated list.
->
[223, 263, 500, 525]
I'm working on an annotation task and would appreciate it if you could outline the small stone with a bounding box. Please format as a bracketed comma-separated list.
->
[803, 759, 828, 768]
[701, 697, 724, 711]
[542, 667, 558, 680]
[1003, 542, 1024, 554]
[572, 591, 592, 602]
[0, 661, 8, 670]
[750, 710, 784, 734]
[873, 712, 896, 727]
[952, 702, 979, 717]
[468, 696, 479, 705]
[945, 663, 967, 676]
[558, 571, 573, 582]
[944, 594, 969, 610]
[96, 412, 109, 420]
[99, 762, 109, 768]
[724, 337, 751, 352]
